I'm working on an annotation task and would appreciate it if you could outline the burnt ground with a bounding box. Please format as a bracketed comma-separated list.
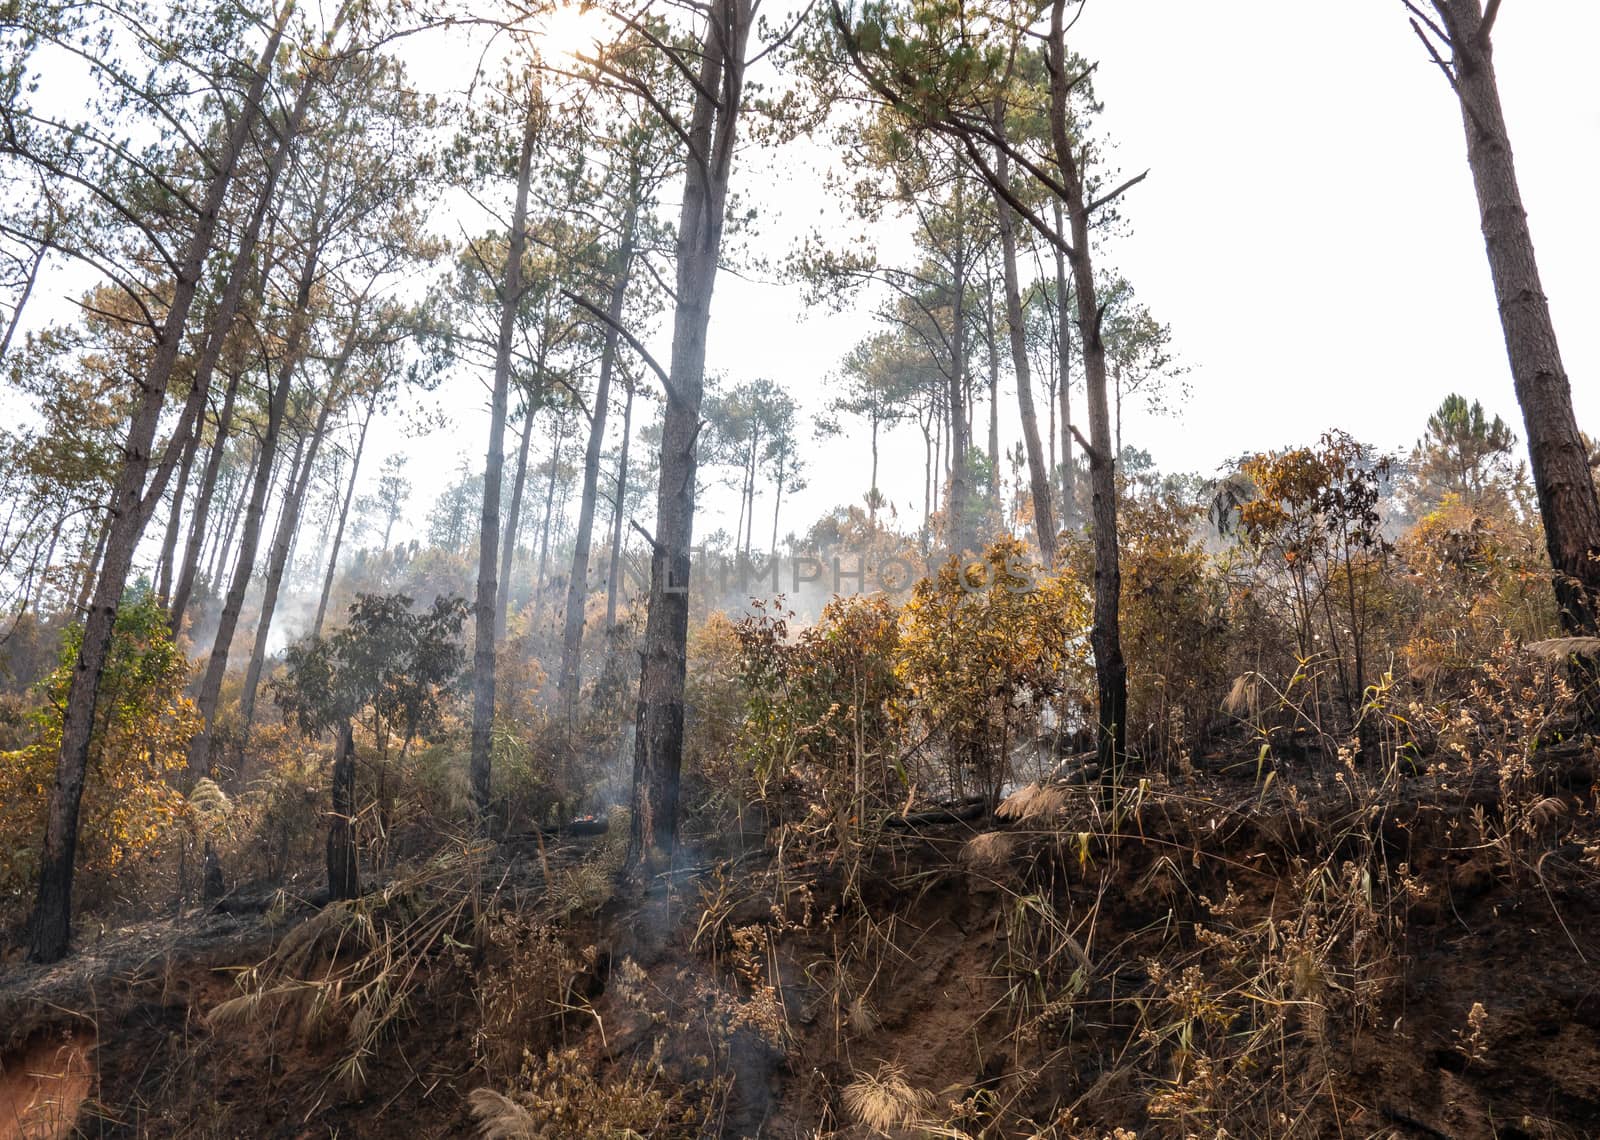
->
[3, 744, 1598, 1139]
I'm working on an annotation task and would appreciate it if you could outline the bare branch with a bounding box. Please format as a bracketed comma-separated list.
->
[1085, 169, 1149, 215]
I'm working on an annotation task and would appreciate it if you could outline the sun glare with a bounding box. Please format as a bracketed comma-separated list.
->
[540, 3, 608, 62]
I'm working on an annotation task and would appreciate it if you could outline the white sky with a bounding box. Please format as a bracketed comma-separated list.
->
[408, 0, 1599, 549]
[708, 0, 1600, 540]
[11, 1, 1598, 557]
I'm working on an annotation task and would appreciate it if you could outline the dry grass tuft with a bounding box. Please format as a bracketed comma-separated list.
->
[997, 782, 1070, 822]
[1523, 637, 1600, 661]
[961, 830, 1019, 867]
[842, 1060, 936, 1134]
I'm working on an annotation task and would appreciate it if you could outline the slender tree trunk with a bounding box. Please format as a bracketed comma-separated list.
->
[742, 429, 760, 561]
[239, 377, 340, 734]
[313, 387, 377, 639]
[535, 417, 567, 597]
[945, 174, 972, 553]
[73, 522, 107, 617]
[769, 448, 785, 557]
[559, 202, 638, 722]
[496, 400, 537, 641]
[327, 719, 359, 900]
[172, 360, 244, 629]
[1113, 361, 1123, 458]
[470, 94, 539, 815]
[604, 373, 635, 630]
[155, 407, 203, 601]
[207, 445, 254, 595]
[1427, 0, 1600, 636]
[868, 414, 880, 528]
[1054, 200, 1076, 530]
[992, 108, 1058, 562]
[630, 0, 752, 867]
[25, 6, 291, 963]
[0, 238, 47, 365]
[1049, 0, 1126, 780]
[984, 269, 1001, 507]
[187, 186, 328, 778]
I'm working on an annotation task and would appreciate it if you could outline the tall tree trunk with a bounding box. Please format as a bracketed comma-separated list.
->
[603, 372, 635, 630]
[630, 0, 753, 868]
[239, 376, 340, 734]
[470, 94, 539, 815]
[187, 186, 328, 778]
[25, 6, 291, 963]
[313, 387, 377, 639]
[993, 105, 1059, 563]
[1049, 0, 1126, 780]
[496, 400, 537, 641]
[559, 201, 638, 722]
[1426, 0, 1600, 636]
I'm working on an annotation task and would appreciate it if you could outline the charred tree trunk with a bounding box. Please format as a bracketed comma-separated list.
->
[630, 0, 753, 869]
[559, 201, 638, 724]
[470, 92, 539, 816]
[1423, 0, 1600, 636]
[25, 6, 290, 963]
[327, 719, 359, 901]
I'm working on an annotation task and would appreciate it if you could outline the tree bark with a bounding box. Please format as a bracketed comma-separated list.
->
[25, 5, 291, 963]
[1428, 0, 1600, 636]
[629, 0, 753, 868]
[559, 199, 638, 723]
[470, 93, 539, 815]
